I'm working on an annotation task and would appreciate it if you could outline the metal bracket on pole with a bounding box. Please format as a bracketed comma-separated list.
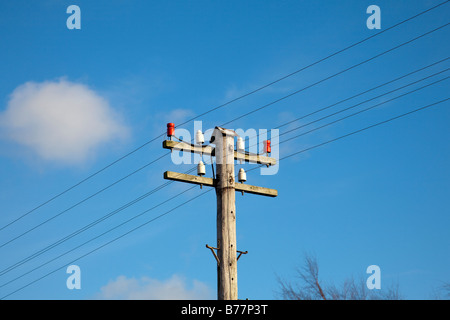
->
[206, 244, 248, 265]
[237, 250, 248, 261]
[206, 244, 220, 266]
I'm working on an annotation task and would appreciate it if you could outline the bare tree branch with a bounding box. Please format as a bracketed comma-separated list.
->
[276, 253, 402, 300]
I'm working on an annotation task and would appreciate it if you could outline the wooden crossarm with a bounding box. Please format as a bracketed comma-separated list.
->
[164, 171, 277, 197]
[163, 140, 276, 166]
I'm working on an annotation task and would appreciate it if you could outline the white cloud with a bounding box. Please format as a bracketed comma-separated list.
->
[94, 274, 213, 300]
[163, 108, 195, 125]
[0, 79, 129, 164]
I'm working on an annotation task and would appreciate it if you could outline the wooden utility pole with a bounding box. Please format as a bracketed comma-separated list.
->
[214, 127, 238, 300]
[163, 126, 277, 300]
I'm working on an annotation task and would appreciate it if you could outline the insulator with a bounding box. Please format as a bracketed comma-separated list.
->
[237, 137, 245, 152]
[197, 160, 206, 176]
[264, 140, 271, 154]
[167, 123, 175, 137]
[195, 130, 205, 145]
[238, 168, 247, 183]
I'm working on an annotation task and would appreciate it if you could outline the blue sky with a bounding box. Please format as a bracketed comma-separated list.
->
[0, 0, 449, 300]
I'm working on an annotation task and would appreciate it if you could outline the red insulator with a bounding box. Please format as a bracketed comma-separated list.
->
[167, 123, 175, 137]
[264, 140, 271, 154]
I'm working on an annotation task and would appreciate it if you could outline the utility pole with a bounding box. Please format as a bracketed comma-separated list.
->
[163, 125, 277, 300]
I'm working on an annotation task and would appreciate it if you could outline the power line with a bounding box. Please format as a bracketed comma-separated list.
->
[243, 62, 449, 151]
[0, 187, 213, 300]
[2, 1, 446, 232]
[0, 183, 200, 289]
[246, 97, 449, 176]
[258, 70, 450, 148]
[0, 133, 166, 233]
[279, 97, 449, 162]
[0, 168, 197, 278]
[6, 22, 445, 245]
[276, 57, 449, 130]
[3, 66, 446, 286]
[245, 75, 449, 154]
[0, 152, 170, 248]
[276, 76, 449, 145]
[3, 96, 448, 299]
[219, 22, 450, 127]
[3, 54, 447, 292]
[184, 0, 450, 128]
[4, 65, 446, 279]
[2, 3, 448, 296]
[3, 49, 448, 250]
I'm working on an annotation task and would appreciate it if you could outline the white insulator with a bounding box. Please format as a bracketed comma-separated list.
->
[237, 137, 245, 152]
[195, 130, 205, 145]
[197, 160, 206, 176]
[238, 168, 247, 183]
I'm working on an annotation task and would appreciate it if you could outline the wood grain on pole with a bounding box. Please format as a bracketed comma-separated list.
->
[214, 128, 238, 300]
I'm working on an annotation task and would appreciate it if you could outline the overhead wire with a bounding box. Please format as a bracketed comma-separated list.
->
[277, 77, 449, 145]
[4, 19, 448, 245]
[0, 187, 213, 300]
[219, 22, 450, 128]
[0, 182, 202, 288]
[1, 2, 449, 300]
[278, 98, 450, 162]
[232, 58, 450, 158]
[0, 167, 197, 278]
[244, 67, 449, 151]
[276, 57, 449, 130]
[2, 39, 448, 279]
[3, 96, 448, 299]
[1, 1, 447, 232]
[0, 152, 170, 248]
[246, 97, 450, 176]
[4, 64, 446, 280]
